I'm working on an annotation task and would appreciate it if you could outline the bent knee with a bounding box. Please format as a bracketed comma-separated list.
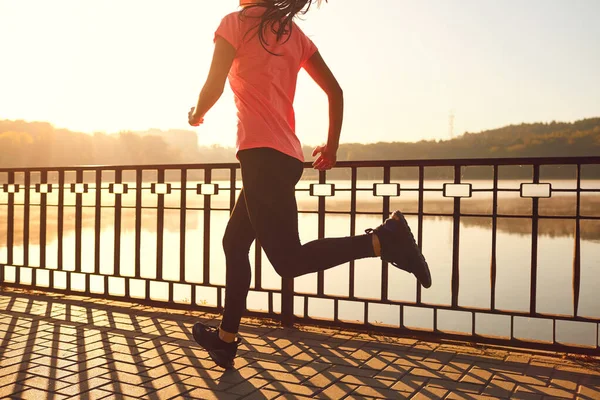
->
[271, 258, 298, 279]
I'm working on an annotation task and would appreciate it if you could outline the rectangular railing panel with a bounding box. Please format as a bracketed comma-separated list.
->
[0, 156, 599, 354]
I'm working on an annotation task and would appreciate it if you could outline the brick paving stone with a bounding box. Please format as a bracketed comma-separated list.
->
[55, 377, 113, 397]
[460, 366, 494, 385]
[550, 377, 578, 391]
[0, 384, 24, 399]
[427, 378, 485, 394]
[340, 374, 395, 389]
[275, 393, 315, 400]
[96, 381, 156, 398]
[0, 290, 596, 400]
[242, 389, 281, 400]
[514, 384, 575, 399]
[79, 388, 115, 400]
[363, 356, 390, 371]
[228, 377, 271, 396]
[13, 388, 69, 400]
[261, 381, 317, 397]
[483, 378, 516, 398]
[353, 385, 406, 399]
[446, 393, 502, 400]
[314, 382, 358, 399]
[391, 376, 427, 395]
[499, 372, 548, 386]
[578, 384, 600, 399]
[329, 365, 379, 378]
[413, 385, 450, 399]
[375, 362, 411, 380]
[302, 371, 344, 388]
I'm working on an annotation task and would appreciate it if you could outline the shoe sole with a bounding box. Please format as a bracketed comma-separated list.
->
[392, 211, 432, 289]
[208, 350, 235, 369]
[192, 324, 235, 369]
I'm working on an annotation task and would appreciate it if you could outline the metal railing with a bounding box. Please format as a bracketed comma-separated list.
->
[1, 156, 599, 354]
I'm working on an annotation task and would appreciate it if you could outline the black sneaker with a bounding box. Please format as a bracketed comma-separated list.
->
[366, 210, 432, 288]
[192, 322, 240, 369]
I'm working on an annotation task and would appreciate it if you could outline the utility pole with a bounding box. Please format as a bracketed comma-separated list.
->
[449, 110, 455, 140]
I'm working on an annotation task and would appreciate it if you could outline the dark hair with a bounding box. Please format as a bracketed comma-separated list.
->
[241, 0, 325, 55]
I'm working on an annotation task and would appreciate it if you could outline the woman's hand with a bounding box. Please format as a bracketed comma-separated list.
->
[188, 107, 204, 127]
[312, 145, 337, 171]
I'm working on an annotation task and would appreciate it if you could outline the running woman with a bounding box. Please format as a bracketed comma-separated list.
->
[188, 0, 431, 369]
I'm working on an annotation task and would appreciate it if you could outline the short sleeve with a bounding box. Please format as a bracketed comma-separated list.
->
[214, 12, 241, 50]
[296, 25, 318, 65]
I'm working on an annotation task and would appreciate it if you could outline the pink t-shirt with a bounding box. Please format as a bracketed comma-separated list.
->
[214, 8, 318, 162]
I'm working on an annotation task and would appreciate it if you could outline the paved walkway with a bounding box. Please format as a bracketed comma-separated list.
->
[0, 288, 598, 400]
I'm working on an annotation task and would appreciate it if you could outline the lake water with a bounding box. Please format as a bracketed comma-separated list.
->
[1, 179, 599, 347]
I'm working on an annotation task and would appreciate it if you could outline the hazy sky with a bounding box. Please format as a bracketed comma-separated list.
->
[1, 0, 599, 147]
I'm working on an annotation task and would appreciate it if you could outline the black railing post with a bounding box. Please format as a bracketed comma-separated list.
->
[451, 165, 461, 308]
[281, 277, 294, 327]
[573, 164, 581, 317]
[530, 164, 540, 316]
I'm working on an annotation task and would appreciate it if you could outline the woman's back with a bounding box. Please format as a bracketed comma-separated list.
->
[216, 8, 317, 161]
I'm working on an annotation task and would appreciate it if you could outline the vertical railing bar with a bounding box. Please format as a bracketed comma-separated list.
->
[510, 315, 515, 341]
[135, 169, 142, 279]
[203, 169, 212, 285]
[364, 300, 369, 326]
[349, 167, 357, 299]
[317, 170, 326, 297]
[156, 169, 165, 283]
[451, 165, 461, 308]
[416, 166, 424, 305]
[75, 169, 83, 275]
[573, 163, 581, 318]
[268, 292, 273, 315]
[304, 296, 309, 319]
[381, 166, 391, 302]
[57, 170, 65, 273]
[6, 172, 14, 268]
[490, 165, 499, 311]
[217, 287, 223, 311]
[333, 299, 339, 322]
[255, 242, 262, 290]
[472, 311, 476, 336]
[113, 170, 122, 280]
[552, 319, 556, 346]
[433, 308, 438, 333]
[23, 171, 30, 270]
[94, 170, 101, 278]
[180, 168, 187, 286]
[229, 167, 237, 211]
[29, 171, 38, 287]
[399, 304, 404, 330]
[530, 164, 540, 316]
[40, 170, 48, 272]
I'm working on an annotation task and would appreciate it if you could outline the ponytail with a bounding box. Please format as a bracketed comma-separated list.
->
[241, 0, 325, 55]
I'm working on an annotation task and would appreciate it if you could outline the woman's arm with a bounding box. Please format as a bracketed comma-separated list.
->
[303, 51, 344, 170]
[188, 36, 236, 126]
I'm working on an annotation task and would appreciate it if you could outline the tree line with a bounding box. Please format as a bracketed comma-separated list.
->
[1, 118, 599, 179]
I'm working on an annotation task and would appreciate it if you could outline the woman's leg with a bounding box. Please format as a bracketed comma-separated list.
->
[221, 189, 255, 334]
[239, 148, 375, 279]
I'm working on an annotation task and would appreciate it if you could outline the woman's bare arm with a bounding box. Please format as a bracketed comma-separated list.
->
[303, 51, 344, 170]
[188, 37, 236, 126]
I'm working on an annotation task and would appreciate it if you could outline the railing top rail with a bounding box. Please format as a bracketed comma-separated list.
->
[0, 156, 599, 172]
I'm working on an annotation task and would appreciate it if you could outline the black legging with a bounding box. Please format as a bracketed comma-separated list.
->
[221, 147, 375, 333]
